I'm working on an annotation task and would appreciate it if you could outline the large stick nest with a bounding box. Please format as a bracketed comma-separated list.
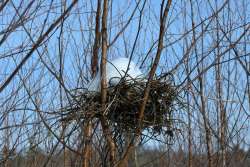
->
[62, 76, 177, 136]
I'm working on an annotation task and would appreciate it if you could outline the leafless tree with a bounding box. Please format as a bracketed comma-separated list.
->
[0, 0, 249, 167]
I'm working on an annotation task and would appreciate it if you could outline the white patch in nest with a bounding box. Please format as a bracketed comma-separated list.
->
[87, 57, 144, 92]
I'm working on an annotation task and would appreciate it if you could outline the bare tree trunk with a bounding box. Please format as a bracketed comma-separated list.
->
[58, 1, 68, 166]
[197, 77, 213, 167]
[3, 116, 10, 167]
[186, 69, 193, 167]
[134, 147, 139, 167]
[91, 0, 101, 77]
[83, 1, 101, 167]
[100, 0, 117, 166]
[215, 2, 226, 165]
[195, 23, 213, 167]
[83, 123, 92, 167]
[200, 25, 213, 167]
[189, 2, 213, 165]
[215, 35, 226, 167]
[187, 2, 194, 167]
[203, 112, 213, 167]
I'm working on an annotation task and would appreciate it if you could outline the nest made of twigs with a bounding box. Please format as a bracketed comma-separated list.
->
[107, 79, 175, 132]
[62, 77, 177, 135]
